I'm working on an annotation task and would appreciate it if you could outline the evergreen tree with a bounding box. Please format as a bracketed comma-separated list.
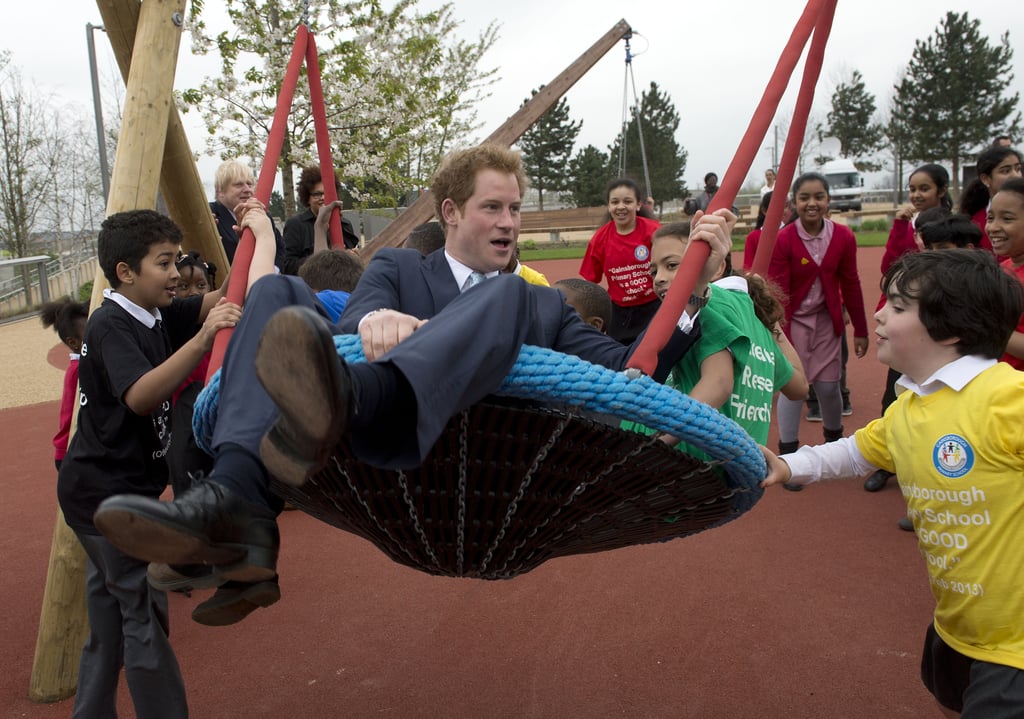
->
[567, 145, 610, 208]
[883, 76, 911, 204]
[607, 82, 686, 202]
[517, 87, 581, 211]
[824, 70, 884, 171]
[268, 190, 286, 222]
[892, 11, 1021, 191]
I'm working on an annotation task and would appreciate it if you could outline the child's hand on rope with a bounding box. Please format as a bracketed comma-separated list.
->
[688, 209, 735, 286]
[232, 199, 270, 234]
[235, 200, 272, 236]
[197, 297, 242, 351]
[710, 206, 738, 232]
[315, 200, 344, 231]
[759, 445, 796, 488]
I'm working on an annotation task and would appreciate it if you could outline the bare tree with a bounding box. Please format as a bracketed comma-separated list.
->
[0, 53, 60, 258]
[46, 108, 106, 274]
[775, 109, 826, 179]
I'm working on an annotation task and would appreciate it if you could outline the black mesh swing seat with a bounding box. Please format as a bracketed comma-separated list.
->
[195, 339, 767, 579]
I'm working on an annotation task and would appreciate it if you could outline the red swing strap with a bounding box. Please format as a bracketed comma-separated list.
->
[751, 0, 838, 276]
[206, 24, 342, 380]
[626, 0, 838, 376]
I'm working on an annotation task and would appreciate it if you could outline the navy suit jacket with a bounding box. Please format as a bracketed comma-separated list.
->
[341, 248, 698, 374]
[210, 200, 286, 269]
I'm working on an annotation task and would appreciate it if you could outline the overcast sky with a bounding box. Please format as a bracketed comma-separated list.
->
[4, 1, 1023, 200]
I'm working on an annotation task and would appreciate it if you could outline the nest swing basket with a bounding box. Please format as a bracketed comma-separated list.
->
[196, 339, 766, 579]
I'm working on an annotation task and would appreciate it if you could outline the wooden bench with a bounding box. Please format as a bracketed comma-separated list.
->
[519, 206, 607, 242]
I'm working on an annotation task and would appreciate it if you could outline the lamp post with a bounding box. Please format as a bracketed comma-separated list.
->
[86, 22, 110, 203]
[763, 125, 779, 172]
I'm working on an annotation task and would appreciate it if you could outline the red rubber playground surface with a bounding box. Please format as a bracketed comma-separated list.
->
[1, 247, 941, 718]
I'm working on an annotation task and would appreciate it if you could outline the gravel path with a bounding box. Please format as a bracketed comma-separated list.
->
[0, 315, 66, 410]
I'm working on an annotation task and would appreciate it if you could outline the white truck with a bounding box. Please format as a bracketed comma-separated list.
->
[817, 158, 863, 212]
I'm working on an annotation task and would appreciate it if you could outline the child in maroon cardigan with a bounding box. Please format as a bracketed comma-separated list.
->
[767, 173, 868, 489]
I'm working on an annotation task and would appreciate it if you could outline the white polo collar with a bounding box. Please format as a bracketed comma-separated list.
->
[103, 288, 162, 328]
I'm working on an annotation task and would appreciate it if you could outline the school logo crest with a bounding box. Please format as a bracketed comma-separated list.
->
[932, 434, 974, 478]
[634, 245, 650, 261]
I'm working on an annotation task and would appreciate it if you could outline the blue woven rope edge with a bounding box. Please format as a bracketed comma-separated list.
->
[194, 335, 767, 497]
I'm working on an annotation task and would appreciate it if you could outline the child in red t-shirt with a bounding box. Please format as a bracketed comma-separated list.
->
[579, 177, 660, 344]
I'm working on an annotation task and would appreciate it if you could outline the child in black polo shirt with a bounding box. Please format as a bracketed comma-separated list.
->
[56, 206, 269, 718]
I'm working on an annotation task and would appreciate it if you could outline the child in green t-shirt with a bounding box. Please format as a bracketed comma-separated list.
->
[622, 222, 808, 455]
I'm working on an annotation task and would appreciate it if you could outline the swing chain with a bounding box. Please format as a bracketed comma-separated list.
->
[300, 0, 311, 28]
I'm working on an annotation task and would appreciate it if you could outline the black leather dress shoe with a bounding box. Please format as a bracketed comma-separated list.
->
[255, 306, 353, 487]
[94, 481, 279, 583]
[864, 470, 893, 492]
[192, 578, 281, 626]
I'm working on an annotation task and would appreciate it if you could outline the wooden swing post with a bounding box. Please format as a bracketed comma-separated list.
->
[30, 0, 195, 702]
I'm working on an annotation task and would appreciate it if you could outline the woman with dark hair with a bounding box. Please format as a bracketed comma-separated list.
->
[579, 177, 661, 343]
[959, 146, 1023, 250]
[281, 166, 360, 275]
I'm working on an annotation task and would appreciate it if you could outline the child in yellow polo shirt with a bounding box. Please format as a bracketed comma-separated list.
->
[761, 249, 1024, 717]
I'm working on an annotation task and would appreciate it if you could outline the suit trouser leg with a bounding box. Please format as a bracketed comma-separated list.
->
[74, 533, 188, 719]
[353, 275, 535, 470]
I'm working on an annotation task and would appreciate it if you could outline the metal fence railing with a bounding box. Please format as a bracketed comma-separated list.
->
[0, 256, 98, 317]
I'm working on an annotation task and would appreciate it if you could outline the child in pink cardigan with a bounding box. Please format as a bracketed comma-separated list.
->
[766, 173, 868, 489]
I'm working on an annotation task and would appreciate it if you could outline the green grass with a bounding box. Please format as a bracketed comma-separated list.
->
[519, 246, 588, 261]
[520, 230, 889, 262]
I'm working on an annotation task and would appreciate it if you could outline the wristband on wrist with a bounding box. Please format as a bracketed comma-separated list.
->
[688, 287, 710, 310]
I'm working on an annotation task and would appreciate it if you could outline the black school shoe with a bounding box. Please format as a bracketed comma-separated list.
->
[94, 480, 280, 584]
[864, 469, 893, 492]
[192, 579, 281, 626]
[255, 306, 354, 487]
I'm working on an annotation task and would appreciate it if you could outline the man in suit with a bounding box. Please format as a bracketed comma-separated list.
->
[210, 160, 287, 268]
[94, 144, 735, 624]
